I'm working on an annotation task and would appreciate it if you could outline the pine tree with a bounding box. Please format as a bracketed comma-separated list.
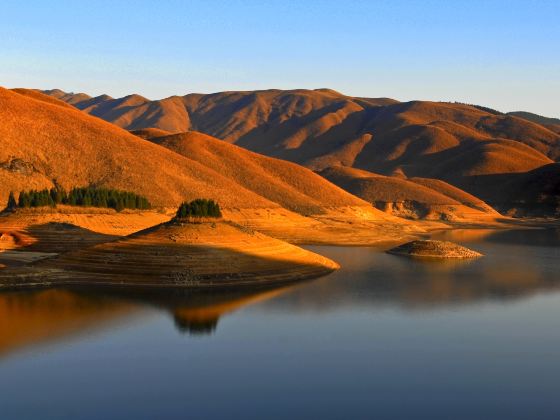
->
[175, 199, 221, 220]
[18, 191, 30, 208]
[6, 192, 17, 210]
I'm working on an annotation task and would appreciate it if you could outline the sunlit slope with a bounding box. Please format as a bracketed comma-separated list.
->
[149, 131, 372, 214]
[0, 88, 281, 209]
[2, 88, 378, 215]
[46, 89, 560, 164]
[38, 221, 340, 287]
[43, 87, 559, 216]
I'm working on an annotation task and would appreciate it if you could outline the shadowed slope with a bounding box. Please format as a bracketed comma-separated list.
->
[462, 163, 560, 217]
[318, 166, 499, 221]
[130, 127, 172, 140]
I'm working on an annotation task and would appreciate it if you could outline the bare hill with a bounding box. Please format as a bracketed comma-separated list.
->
[45, 89, 560, 164]
[44, 88, 560, 216]
[0, 88, 367, 214]
[149, 131, 368, 214]
[318, 166, 498, 221]
[0, 88, 274, 209]
[508, 111, 560, 134]
[462, 163, 560, 217]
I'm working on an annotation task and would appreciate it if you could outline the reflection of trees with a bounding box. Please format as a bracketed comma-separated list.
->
[173, 314, 218, 335]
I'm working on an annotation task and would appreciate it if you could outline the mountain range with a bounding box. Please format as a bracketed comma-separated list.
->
[42, 88, 560, 216]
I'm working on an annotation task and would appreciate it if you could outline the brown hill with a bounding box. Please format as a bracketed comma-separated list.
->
[0, 88, 369, 213]
[462, 163, 560, 217]
[45, 89, 560, 164]
[44, 89, 560, 216]
[0, 87, 276, 209]
[318, 166, 499, 221]
[149, 131, 368, 214]
[2, 87, 413, 246]
[508, 111, 560, 134]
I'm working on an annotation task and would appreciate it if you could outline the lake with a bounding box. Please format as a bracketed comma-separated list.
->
[1, 228, 559, 419]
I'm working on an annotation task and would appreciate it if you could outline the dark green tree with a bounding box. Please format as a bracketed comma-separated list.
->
[6, 191, 17, 210]
[175, 199, 222, 220]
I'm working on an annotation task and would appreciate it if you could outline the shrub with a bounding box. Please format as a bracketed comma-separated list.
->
[175, 199, 222, 219]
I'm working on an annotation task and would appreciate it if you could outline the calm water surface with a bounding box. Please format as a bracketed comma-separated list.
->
[1, 228, 559, 419]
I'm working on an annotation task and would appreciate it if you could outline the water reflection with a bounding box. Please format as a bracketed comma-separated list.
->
[432, 227, 560, 247]
[264, 228, 560, 312]
[1, 229, 558, 358]
[0, 283, 301, 357]
[0, 289, 141, 358]
[88, 285, 299, 336]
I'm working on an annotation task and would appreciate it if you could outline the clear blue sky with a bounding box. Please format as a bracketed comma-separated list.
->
[1, 0, 558, 116]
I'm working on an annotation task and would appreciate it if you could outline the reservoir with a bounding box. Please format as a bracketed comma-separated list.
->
[1, 228, 559, 419]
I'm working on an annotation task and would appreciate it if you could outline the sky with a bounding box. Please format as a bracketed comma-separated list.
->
[1, 0, 559, 117]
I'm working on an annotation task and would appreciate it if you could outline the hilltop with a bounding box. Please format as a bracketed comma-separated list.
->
[508, 111, 560, 134]
[44, 88, 560, 163]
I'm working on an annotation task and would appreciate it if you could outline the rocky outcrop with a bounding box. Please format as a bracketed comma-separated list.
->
[387, 240, 483, 259]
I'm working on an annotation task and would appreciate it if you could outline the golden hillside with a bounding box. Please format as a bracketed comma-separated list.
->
[45, 89, 560, 164]
[0, 88, 366, 214]
[44, 88, 559, 215]
[149, 131, 369, 213]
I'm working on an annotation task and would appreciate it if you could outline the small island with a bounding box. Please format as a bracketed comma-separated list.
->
[387, 240, 483, 259]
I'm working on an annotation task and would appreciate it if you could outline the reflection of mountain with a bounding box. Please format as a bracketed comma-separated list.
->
[261, 229, 560, 311]
[96, 285, 299, 335]
[0, 282, 301, 358]
[0, 289, 140, 357]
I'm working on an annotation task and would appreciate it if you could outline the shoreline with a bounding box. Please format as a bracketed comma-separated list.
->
[1, 209, 558, 292]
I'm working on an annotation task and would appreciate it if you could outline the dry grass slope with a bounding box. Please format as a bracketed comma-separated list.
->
[45, 89, 560, 215]
[1, 87, 281, 209]
[150, 131, 370, 213]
